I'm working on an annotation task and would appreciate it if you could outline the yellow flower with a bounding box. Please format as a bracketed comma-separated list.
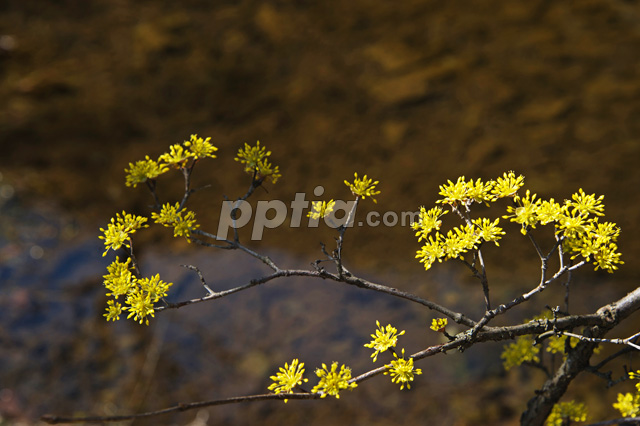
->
[430, 318, 448, 332]
[536, 199, 563, 225]
[184, 134, 218, 159]
[435, 176, 496, 206]
[593, 242, 623, 272]
[501, 335, 540, 371]
[491, 171, 524, 200]
[471, 217, 505, 246]
[124, 287, 156, 325]
[613, 392, 640, 418]
[567, 188, 605, 217]
[466, 178, 495, 205]
[151, 203, 181, 225]
[344, 173, 381, 203]
[103, 257, 134, 298]
[99, 212, 148, 256]
[235, 141, 281, 183]
[412, 206, 447, 242]
[138, 274, 172, 303]
[437, 176, 468, 206]
[441, 225, 481, 260]
[267, 359, 308, 403]
[311, 362, 357, 399]
[557, 209, 588, 238]
[364, 320, 405, 362]
[104, 300, 123, 322]
[307, 200, 336, 220]
[630, 371, 640, 393]
[384, 348, 422, 390]
[159, 143, 192, 167]
[151, 203, 200, 241]
[546, 335, 579, 356]
[504, 190, 540, 234]
[125, 156, 169, 187]
[546, 401, 588, 426]
[415, 234, 445, 271]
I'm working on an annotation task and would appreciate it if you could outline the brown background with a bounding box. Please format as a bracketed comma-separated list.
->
[1, 0, 639, 424]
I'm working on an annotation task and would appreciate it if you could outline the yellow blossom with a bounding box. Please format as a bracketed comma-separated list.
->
[184, 134, 218, 159]
[441, 225, 481, 260]
[430, 318, 448, 332]
[103, 257, 134, 298]
[537, 199, 563, 225]
[384, 348, 422, 390]
[124, 287, 156, 325]
[235, 141, 281, 183]
[311, 362, 357, 399]
[344, 173, 380, 203]
[267, 359, 308, 403]
[364, 320, 406, 362]
[613, 392, 640, 417]
[504, 190, 540, 234]
[546, 401, 588, 426]
[411, 206, 447, 242]
[471, 217, 505, 246]
[491, 171, 524, 200]
[159, 144, 191, 167]
[151, 203, 200, 241]
[567, 188, 605, 217]
[501, 335, 540, 370]
[125, 156, 169, 187]
[437, 176, 468, 206]
[308, 200, 336, 220]
[415, 234, 445, 271]
[104, 300, 123, 322]
[137, 274, 172, 302]
[99, 212, 148, 256]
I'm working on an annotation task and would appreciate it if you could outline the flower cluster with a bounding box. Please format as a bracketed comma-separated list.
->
[414, 216, 505, 271]
[503, 187, 623, 272]
[436, 171, 524, 208]
[102, 261, 172, 325]
[151, 202, 200, 241]
[501, 335, 540, 371]
[545, 334, 586, 359]
[307, 200, 336, 220]
[125, 156, 169, 188]
[99, 211, 149, 256]
[364, 320, 405, 362]
[364, 321, 422, 389]
[384, 348, 423, 390]
[430, 318, 448, 332]
[412, 207, 447, 242]
[414, 172, 623, 273]
[546, 401, 588, 426]
[613, 370, 640, 417]
[344, 173, 381, 203]
[413, 174, 527, 270]
[125, 134, 217, 187]
[267, 358, 308, 402]
[235, 140, 281, 183]
[267, 359, 356, 401]
[99, 210, 176, 324]
[311, 362, 358, 398]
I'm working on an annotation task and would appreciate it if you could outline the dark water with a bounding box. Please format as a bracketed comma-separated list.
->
[1, 1, 640, 424]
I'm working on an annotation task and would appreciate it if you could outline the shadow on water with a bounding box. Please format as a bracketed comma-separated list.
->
[2, 0, 640, 424]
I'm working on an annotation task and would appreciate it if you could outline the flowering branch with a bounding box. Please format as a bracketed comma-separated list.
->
[86, 143, 634, 426]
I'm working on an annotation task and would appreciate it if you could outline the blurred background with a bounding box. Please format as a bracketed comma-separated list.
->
[1, 0, 639, 424]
